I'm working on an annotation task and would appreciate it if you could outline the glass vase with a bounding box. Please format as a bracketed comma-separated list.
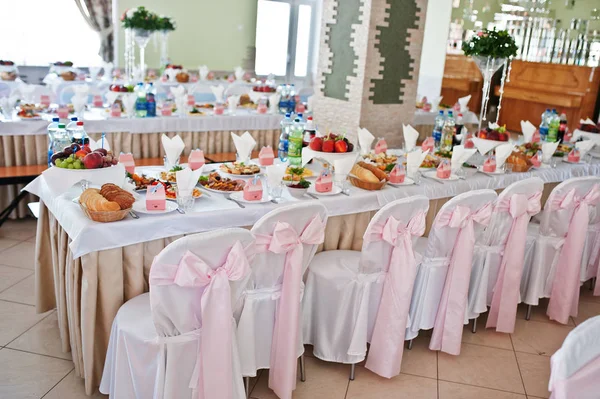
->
[160, 30, 170, 67]
[124, 28, 135, 82]
[133, 29, 152, 81]
[473, 56, 506, 132]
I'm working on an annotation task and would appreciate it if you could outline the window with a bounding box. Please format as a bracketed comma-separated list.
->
[0, 0, 102, 66]
[255, 0, 320, 81]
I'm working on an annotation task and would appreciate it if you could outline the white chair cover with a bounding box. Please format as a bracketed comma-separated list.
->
[406, 189, 498, 353]
[521, 177, 600, 319]
[237, 202, 327, 398]
[468, 177, 543, 332]
[549, 315, 600, 398]
[100, 228, 254, 399]
[302, 196, 429, 375]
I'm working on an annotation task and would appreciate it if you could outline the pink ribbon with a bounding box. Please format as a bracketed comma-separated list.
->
[363, 212, 426, 378]
[149, 241, 250, 399]
[255, 215, 325, 399]
[547, 185, 600, 324]
[429, 203, 493, 355]
[486, 192, 542, 333]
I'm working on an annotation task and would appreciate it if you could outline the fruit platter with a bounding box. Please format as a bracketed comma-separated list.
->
[308, 133, 354, 153]
[0, 60, 18, 81]
[51, 145, 118, 170]
[199, 172, 245, 192]
[252, 85, 277, 93]
[477, 124, 509, 142]
[219, 162, 261, 176]
[109, 84, 135, 93]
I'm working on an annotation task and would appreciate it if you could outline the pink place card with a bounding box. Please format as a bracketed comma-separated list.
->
[161, 106, 172, 116]
[243, 178, 263, 201]
[191, 74, 199, 82]
[57, 107, 69, 119]
[93, 95, 103, 108]
[187, 95, 195, 106]
[295, 103, 306, 114]
[214, 104, 224, 115]
[374, 138, 388, 154]
[110, 103, 121, 118]
[188, 149, 205, 170]
[146, 184, 166, 211]
[40, 95, 51, 107]
[257, 103, 267, 114]
[258, 146, 274, 166]
[119, 153, 136, 174]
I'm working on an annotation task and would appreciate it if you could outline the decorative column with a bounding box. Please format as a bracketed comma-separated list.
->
[313, 0, 427, 147]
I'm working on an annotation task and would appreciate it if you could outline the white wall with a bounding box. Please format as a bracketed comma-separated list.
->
[417, 0, 453, 100]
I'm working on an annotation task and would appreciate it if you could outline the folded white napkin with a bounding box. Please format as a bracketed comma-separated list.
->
[175, 96, 187, 116]
[18, 84, 36, 102]
[39, 163, 126, 197]
[71, 94, 87, 114]
[248, 91, 263, 104]
[199, 65, 209, 80]
[88, 136, 111, 151]
[488, 122, 500, 130]
[105, 91, 119, 106]
[234, 66, 245, 81]
[0, 96, 18, 115]
[162, 134, 185, 167]
[580, 118, 596, 125]
[450, 145, 476, 173]
[403, 124, 420, 152]
[495, 143, 514, 168]
[520, 120, 536, 143]
[228, 95, 240, 107]
[269, 93, 281, 114]
[335, 155, 358, 177]
[211, 85, 225, 103]
[407, 149, 429, 178]
[170, 85, 186, 98]
[431, 96, 442, 112]
[176, 166, 204, 194]
[266, 164, 286, 187]
[102, 62, 113, 81]
[73, 85, 90, 96]
[306, 95, 314, 112]
[542, 141, 559, 163]
[122, 93, 137, 117]
[89, 67, 101, 80]
[471, 137, 501, 155]
[576, 140, 595, 157]
[231, 131, 257, 162]
[358, 127, 375, 155]
[458, 95, 471, 112]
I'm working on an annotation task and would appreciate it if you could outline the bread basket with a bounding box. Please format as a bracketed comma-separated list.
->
[349, 174, 387, 190]
[79, 202, 131, 223]
[176, 72, 190, 83]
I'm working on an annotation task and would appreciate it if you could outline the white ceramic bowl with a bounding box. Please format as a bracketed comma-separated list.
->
[286, 185, 308, 199]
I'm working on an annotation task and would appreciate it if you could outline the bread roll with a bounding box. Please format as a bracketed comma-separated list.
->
[350, 164, 379, 183]
[358, 161, 388, 181]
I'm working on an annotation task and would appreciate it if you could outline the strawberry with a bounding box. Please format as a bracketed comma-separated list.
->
[309, 137, 323, 151]
[322, 139, 335, 153]
[334, 139, 348, 153]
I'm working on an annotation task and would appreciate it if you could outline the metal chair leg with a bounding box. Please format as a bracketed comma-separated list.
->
[349, 363, 356, 381]
[471, 317, 478, 333]
[590, 278, 596, 291]
[525, 305, 533, 320]
[299, 354, 306, 382]
[407, 339, 413, 350]
[245, 376, 250, 398]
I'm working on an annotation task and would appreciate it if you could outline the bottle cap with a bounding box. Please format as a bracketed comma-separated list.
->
[71, 117, 78, 121]
[76, 121, 84, 126]
[58, 123, 65, 128]
[52, 117, 59, 122]
[285, 113, 291, 118]
[307, 116, 313, 121]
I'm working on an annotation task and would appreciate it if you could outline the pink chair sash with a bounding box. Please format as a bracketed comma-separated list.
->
[254, 215, 325, 399]
[363, 211, 426, 378]
[486, 192, 542, 333]
[547, 185, 600, 324]
[149, 241, 250, 399]
[429, 203, 493, 355]
[589, 223, 600, 296]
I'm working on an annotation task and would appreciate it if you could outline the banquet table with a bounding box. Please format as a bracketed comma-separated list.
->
[26, 157, 600, 394]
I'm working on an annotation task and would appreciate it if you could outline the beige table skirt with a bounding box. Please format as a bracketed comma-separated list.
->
[0, 129, 279, 219]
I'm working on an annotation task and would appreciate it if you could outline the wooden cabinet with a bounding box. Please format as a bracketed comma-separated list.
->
[497, 60, 600, 132]
[441, 55, 482, 113]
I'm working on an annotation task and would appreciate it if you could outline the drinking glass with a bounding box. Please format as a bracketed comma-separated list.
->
[176, 187, 195, 212]
[550, 157, 558, 168]
[412, 171, 422, 184]
[334, 173, 350, 195]
[503, 163, 513, 174]
[269, 182, 283, 203]
[585, 153, 593, 164]
[163, 155, 180, 171]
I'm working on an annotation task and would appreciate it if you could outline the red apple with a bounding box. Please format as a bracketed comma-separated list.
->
[309, 137, 323, 151]
[83, 152, 103, 169]
[322, 139, 334, 153]
[334, 139, 348, 153]
[93, 148, 108, 156]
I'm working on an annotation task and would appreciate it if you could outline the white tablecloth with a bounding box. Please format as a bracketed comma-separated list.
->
[413, 109, 479, 126]
[26, 159, 600, 259]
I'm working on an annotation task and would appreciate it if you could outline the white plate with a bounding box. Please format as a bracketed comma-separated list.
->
[388, 177, 415, 187]
[477, 166, 505, 175]
[307, 185, 342, 196]
[230, 191, 272, 204]
[423, 170, 460, 182]
[562, 158, 585, 164]
[132, 200, 179, 214]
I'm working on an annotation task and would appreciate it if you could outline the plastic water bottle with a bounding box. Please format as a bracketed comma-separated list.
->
[47, 117, 60, 166]
[441, 111, 455, 151]
[547, 109, 559, 142]
[433, 111, 444, 149]
[539, 108, 550, 141]
[71, 121, 89, 146]
[66, 117, 78, 141]
[146, 83, 156, 117]
[303, 116, 316, 147]
[454, 113, 464, 146]
[278, 113, 292, 161]
[288, 117, 304, 166]
[52, 123, 71, 157]
[135, 83, 147, 118]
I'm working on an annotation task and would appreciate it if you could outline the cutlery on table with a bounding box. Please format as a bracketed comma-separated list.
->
[129, 211, 140, 219]
[306, 192, 319, 200]
[421, 175, 445, 185]
[226, 193, 246, 208]
[176, 207, 185, 214]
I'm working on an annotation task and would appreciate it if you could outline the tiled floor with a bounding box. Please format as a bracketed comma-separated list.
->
[0, 218, 598, 398]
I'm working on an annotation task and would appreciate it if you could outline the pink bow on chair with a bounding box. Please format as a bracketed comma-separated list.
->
[548, 185, 600, 324]
[255, 215, 325, 399]
[150, 241, 250, 399]
[429, 203, 493, 355]
[363, 211, 426, 378]
[486, 192, 542, 333]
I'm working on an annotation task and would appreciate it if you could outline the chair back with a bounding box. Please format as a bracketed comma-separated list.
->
[549, 315, 600, 398]
[360, 196, 430, 274]
[540, 176, 600, 237]
[249, 202, 327, 290]
[482, 177, 544, 245]
[149, 228, 254, 337]
[424, 189, 498, 259]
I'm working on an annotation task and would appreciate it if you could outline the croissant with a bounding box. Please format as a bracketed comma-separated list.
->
[80, 189, 122, 212]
